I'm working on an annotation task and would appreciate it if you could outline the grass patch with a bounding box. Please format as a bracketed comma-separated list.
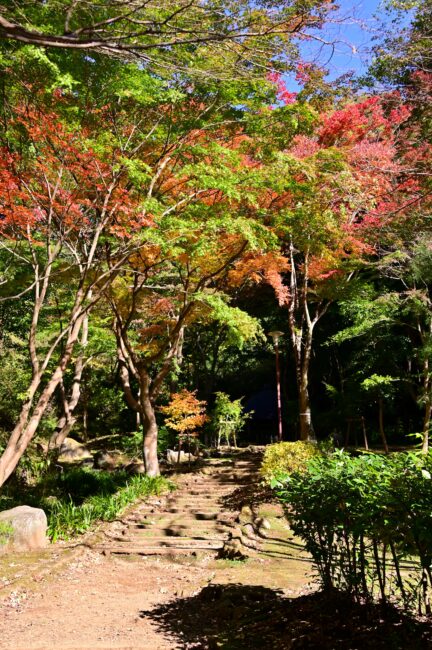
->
[47, 473, 171, 541]
[0, 520, 13, 545]
[0, 467, 173, 542]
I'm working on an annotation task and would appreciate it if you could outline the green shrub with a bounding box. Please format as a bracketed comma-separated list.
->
[211, 392, 251, 447]
[57, 467, 127, 502]
[260, 441, 321, 483]
[274, 450, 432, 614]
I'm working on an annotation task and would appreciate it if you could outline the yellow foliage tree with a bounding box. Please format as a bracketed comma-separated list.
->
[161, 390, 208, 461]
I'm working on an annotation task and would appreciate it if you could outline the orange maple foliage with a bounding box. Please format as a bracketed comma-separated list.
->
[228, 252, 290, 305]
[0, 105, 150, 242]
[160, 389, 208, 438]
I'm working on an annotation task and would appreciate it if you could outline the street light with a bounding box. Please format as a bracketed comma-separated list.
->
[269, 330, 284, 442]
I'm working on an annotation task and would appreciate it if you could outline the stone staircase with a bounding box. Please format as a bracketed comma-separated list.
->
[96, 453, 262, 558]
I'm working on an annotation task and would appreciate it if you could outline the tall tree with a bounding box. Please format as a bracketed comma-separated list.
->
[230, 91, 413, 440]
[0, 100, 148, 486]
[106, 155, 265, 474]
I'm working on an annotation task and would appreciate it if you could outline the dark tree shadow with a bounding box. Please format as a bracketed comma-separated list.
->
[221, 481, 276, 512]
[142, 584, 432, 649]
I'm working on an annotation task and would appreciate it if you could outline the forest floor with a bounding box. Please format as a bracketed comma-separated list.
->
[1, 449, 432, 649]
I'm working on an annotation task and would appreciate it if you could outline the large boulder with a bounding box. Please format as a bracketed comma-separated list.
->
[126, 461, 146, 475]
[0, 506, 48, 552]
[57, 437, 93, 465]
[166, 449, 197, 465]
[93, 449, 126, 470]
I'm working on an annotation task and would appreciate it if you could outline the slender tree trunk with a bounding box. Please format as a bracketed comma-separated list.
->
[287, 242, 325, 443]
[136, 389, 141, 429]
[117, 351, 159, 476]
[422, 356, 431, 454]
[82, 381, 88, 443]
[0, 314, 86, 486]
[49, 302, 90, 449]
[378, 397, 389, 454]
[299, 377, 315, 441]
[297, 332, 316, 442]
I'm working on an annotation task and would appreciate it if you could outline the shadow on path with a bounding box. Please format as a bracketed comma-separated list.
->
[142, 583, 432, 649]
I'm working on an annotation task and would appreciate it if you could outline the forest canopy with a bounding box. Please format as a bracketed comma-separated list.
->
[0, 0, 430, 485]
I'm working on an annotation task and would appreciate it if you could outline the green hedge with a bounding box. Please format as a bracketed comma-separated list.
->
[260, 441, 321, 483]
[274, 450, 432, 614]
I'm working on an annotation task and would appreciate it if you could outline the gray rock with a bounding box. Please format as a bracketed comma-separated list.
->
[166, 449, 197, 465]
[94, 450, 125, 470]
[58, 437, 93, 465]
[126, 461, 146, 475]
[242, 523, 258, 540]
[0, 506, 48, 552]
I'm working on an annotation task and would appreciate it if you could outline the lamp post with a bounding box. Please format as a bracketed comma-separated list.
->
[269, 330, 284, 442]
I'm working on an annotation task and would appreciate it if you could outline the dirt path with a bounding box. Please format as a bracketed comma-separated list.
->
[0, 451, 313, 649]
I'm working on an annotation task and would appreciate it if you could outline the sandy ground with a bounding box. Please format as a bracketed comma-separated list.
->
[1, 549, 208, 649]
[0, 458, 312, 650]
[0, 540, 312, 649]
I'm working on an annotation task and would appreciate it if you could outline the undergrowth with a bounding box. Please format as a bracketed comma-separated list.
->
[0, 467, 172, 541]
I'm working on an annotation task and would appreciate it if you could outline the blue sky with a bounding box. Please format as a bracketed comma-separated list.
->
[317, 0, 383, 77]
[292, 0, 409, 83]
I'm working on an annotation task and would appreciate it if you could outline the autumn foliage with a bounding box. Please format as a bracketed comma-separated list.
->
[160, 390, 208, 445]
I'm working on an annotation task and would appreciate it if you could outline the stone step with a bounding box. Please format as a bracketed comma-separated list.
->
[165, 498, 224, 506]
[98, 541, 223, 555]
[116, 532, 228, 547]
[130, 528, 234, 541]
[99, 547, 208, 556]
[137, 511, 236, 522]
[179, 485, 236, 492]
[133, 522, 223, 532]
[165, 505, 218, 515]
[131, 518, 226, 528]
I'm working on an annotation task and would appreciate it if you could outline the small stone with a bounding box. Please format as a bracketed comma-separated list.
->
[94, 449, 125, 470]
[242, 523, 257, 540]
[166, 449, 197, 465]
[126, 461, 145, 475]
[240, 505, 252, 518]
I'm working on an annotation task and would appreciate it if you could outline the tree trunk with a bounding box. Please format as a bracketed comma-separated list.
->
[295, 332, 316, 442]
[422, 400, 431, 454]
[422, 356, 431, 454]
[287, 243, 327, 444]
[299, 377, 315, 442]
[141, 402, 160, 477]
[378, 397, 389, 454]
[139, 371, 160, 477]
[0, 315, 85, 487]
[49, 307, 90, 450]
[0, 362, 68, 485]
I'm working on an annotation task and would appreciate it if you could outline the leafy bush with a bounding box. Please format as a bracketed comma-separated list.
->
[274, 450, 432, 614]
[57, 467, 128, 502]
[260, 441, 321, 483]
[161, 389, 208, 452]
[211, 392, 251, 447]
